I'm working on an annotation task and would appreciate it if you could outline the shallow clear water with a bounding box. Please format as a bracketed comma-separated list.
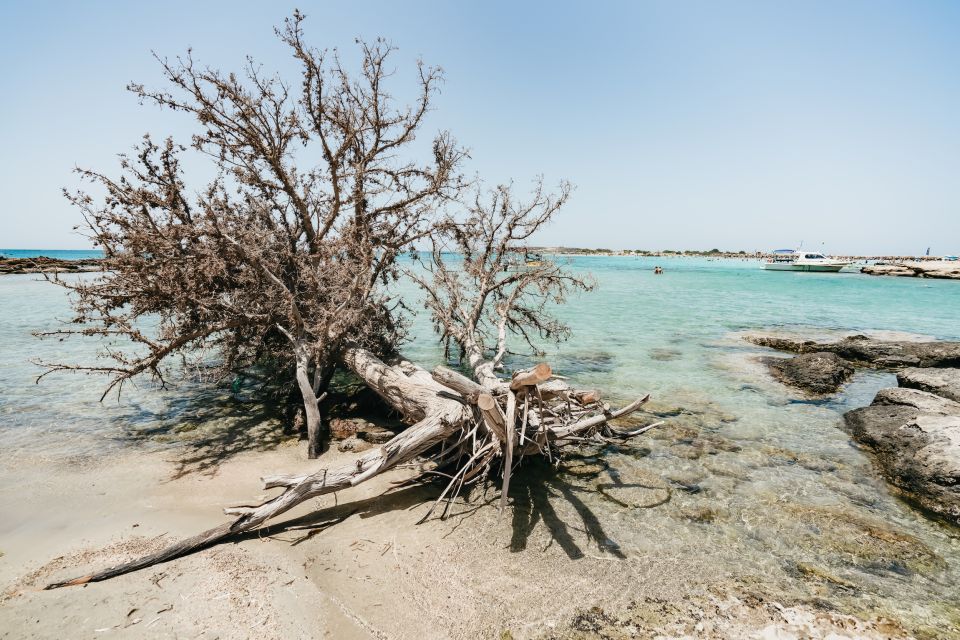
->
[2, 256, 959, 635]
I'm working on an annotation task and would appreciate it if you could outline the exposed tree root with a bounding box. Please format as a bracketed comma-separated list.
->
[45, 348, 658, 589]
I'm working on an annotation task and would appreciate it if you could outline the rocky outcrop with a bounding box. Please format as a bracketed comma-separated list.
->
[763, 352, 853, 394]
[861, 261, 960, 280]
[843, 388, 960, 526]
[751, 331, 960, 525]
[873, 387, 960, 414]
[0, 256, 101, 275]
[897, 368, 960, 403]
[747, 334, 960, 368]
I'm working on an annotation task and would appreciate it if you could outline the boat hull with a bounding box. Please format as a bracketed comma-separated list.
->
[762, 263, 847, 272]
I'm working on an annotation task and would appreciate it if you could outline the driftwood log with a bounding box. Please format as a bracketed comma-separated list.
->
[45, 347, 656, 589]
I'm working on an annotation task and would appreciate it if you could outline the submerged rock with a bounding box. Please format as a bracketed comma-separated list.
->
[775, 501, 947, 577]
[843, 389, 960, 526]
[897, 367, 960, 403]
[649, 347, 682, 362]
[764, 352, 854, 394]
[554, 591, 915, 639]
[676, 505, 727, 523]
[747, 333, 960, 368]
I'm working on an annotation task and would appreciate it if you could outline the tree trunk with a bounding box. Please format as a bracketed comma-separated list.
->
[45, 347, 471, 588]
[43, 347, 654, 590]
[463, 335, 502, 389]
[295, 350, 325, 459]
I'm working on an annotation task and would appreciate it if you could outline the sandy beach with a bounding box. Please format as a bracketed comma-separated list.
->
[0, 435, 921, 640]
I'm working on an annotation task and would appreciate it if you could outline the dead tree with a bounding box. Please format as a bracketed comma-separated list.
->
[44, 346, 653, 589]
[36, 12, 465, 457]
[409, 179, 595, 386]
[40, 18, 663, 590]
[45, 182, 659, 590]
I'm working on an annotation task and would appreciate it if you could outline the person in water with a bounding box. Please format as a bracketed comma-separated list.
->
[654, 266, 663, 274]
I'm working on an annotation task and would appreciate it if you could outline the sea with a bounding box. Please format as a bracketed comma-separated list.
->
[2, 251, 959, 635]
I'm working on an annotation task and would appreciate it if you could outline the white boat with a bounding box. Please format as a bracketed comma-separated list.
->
[762, 249, 851, 272]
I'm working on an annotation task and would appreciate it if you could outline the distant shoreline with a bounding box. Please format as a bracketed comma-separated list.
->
[529, 247, 954, 261]
[2, 249, 956, 282]
[4, 247, 951, 262]
[0, 255, 102, 275]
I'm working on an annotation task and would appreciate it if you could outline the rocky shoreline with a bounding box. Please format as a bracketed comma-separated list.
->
[861, 260, 960, 280]
[0, 256, 102, 275]
[748, 332, 960, 527]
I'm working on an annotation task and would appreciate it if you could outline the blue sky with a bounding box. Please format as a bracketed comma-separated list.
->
[1, 1, 958, 254]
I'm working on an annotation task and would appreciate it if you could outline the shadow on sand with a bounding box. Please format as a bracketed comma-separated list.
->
[235, 449, 670, 563]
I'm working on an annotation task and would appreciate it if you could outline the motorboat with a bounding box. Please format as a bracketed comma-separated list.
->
[762, 249, 851, 272]
[505, 251, 545, 271]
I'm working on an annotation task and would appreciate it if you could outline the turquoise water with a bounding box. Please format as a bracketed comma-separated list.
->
[0, 248, 104, 260]
[2, 256, 960, 635]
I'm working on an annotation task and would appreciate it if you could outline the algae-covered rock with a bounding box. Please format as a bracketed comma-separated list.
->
[560, 457, 608, 478]
[747, 333, 960, 368]
[793, 562, 859, 591]
[550, 592, 914, 639]
[649, 347, 682, 361]
[780, 503, 947, 577]
[764, 352, 854, 394]
[676, 505, 727, 524]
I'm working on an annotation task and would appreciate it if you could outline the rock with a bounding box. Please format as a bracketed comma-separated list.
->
[329, 418, 361, 439]
[560, 457, 608, 477]
[747, 333, 960, 368]
[873, 387, 960, 415]
[763, 352, 853, 394]
[0, 256, 102, 275]
[746, 335, 817, 353]
[676, 505, 727, 524]
[649, 348, 682, 361]
[897, 367, 960, 403]
[357, 424, 398, 444]
[843, 404, 920, 441]
[843, 388, 960, 526]
[861, 260, 960, 280]
[337, 436, 373, 453]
